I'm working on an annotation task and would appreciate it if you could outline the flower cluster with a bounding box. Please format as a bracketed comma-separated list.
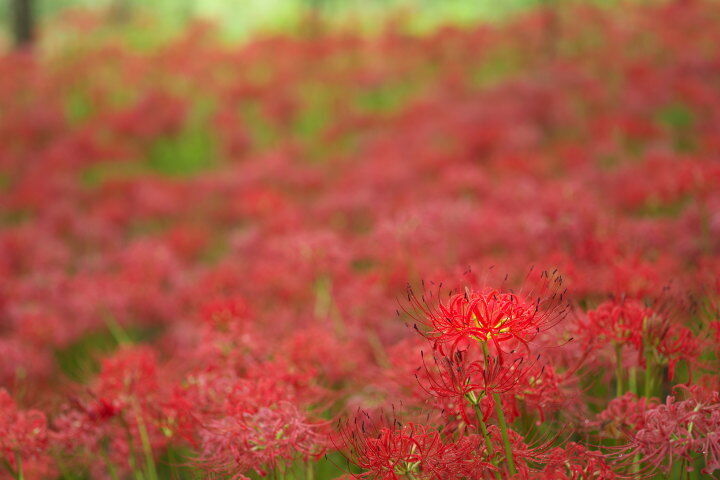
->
[624, 387, 720, 475]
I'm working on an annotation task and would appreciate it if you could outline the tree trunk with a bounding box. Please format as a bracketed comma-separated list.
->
[11, 0, 35, 49]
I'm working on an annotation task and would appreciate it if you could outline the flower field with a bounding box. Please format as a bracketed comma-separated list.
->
[1, 1, 720, 479]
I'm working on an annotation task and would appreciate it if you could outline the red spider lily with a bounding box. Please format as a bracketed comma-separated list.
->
[96, 346, 161, 400]
[581, 299, 653, 352]
[652, 322, 700, 380]
[200, 296, 252, 331]
[0, 389, 48, 477]
[336, 413, 494, 480]
[51, 346, 180, 478]
[176, 358, 329, 475]
[198, 401, 326, 478]
[417, 348, 534, 422]
[512, 362, 570, 423]
[406, 279, 568, 358]
[483, 423, 554, 479]
[589, 393, 658, 439]
[623, 388, 720, 474]
[535, 442, 620, 480]
[578, 295, 701, 382]
[51, 398, 127, 475]
[637, 302, 703, 381]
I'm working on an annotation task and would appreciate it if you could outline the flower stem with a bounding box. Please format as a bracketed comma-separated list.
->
[615, 344, 623, 397]
[306, 460, 314, 480]
[479, 341, 517, 476]
[100, 448, 120, 480]
[689, 459, 699, 480]
[470, 399, 502, 480]
[134, 402, 158, 480]
[628, 364, 642, 475]
[492, 392, 517, 476]
[642, 317, 655, 399]
[14, 454, 23, 480]
[643, 362, 654, 398]
[628, 366, 637, 395]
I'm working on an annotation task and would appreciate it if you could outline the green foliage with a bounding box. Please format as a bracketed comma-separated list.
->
[657, 102, 696, 151]
[54, 323, 158, 383]
[147, 127, 216, 177]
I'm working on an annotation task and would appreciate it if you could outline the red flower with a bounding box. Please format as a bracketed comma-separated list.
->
[337, 414, 492, 480]
[418, 349, 532, 421]
[408, 277, 567, 357]
[0, 389, 48, 475]
[624, 388, 720, 474]
[538, 442, 620, 480]
[200, 296, 252, 330]
[583, 299, 652, 350]
[199, 401, 325, 478]
[589, 393, 658, 439]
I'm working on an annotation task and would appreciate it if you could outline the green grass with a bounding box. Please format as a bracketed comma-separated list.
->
[55, 323, 160, 383]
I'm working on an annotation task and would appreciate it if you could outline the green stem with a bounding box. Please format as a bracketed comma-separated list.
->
[134, 403, 158, 480]
[677, 458, 688, 480]
[15, 454, 23, 480]
[104, 314, 133, 346]
[689, 458, 699, 480]
[479, 341, 516, 477]
[115, 416, 141, 480]
[1, 459, 15, 480]
[644, 362, 654, 398]
[470, 400, 502, 480]
[100, 448, 120, 480]
[615, 344, 623, 397]
[628, 366, 637, 395]
[631, 454, 641, 476]
[642, 317, 654, 399]
[479, 341, 516, 476]
[306, 459, 314, 480]
[628, 364, 642, 476]
[167, 447, 180, 480]
[492, 392, 517, 476]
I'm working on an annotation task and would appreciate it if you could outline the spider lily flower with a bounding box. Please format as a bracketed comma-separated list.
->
[336, 412, 494, 480]
[622, 387, 720, 475]
[0, 389, 48, 478]
[407, 275, 568, 358]
[417, 349, 533, 421]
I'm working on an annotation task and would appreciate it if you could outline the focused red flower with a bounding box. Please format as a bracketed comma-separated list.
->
[408, 276, 567, 357]
[418, 349, 533, 421]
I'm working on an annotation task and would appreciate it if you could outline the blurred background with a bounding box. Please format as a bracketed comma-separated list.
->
[1, 0, 616, 47]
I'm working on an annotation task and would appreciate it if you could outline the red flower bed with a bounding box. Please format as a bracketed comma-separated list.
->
[1, 1, 720, 478]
